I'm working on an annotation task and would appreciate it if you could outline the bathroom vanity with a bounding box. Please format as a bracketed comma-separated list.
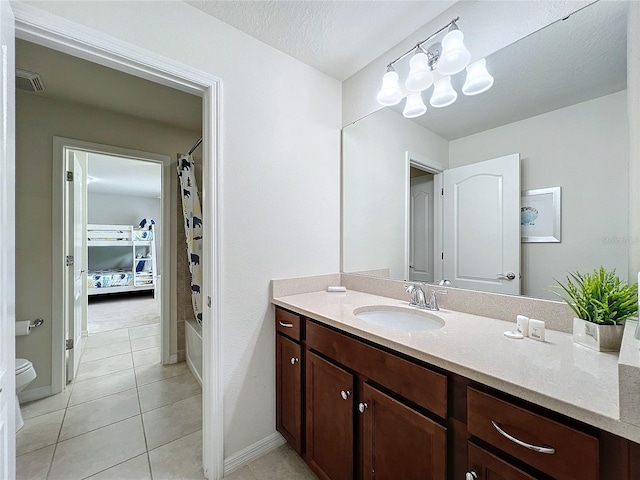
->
[273, 286, 640, 480]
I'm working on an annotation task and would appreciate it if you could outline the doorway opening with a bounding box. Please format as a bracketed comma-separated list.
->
[404, 152, 444, 283]
[12, 7, 222, 473]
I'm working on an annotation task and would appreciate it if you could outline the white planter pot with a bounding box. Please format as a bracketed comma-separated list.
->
[572, 317, 625, 352]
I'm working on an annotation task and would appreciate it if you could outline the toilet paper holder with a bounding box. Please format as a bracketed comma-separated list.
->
[16, 318, 44, 336]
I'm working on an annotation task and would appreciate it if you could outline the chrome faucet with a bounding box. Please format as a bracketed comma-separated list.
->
[404, 284, 427, 309]
[426, 289, 447, 311]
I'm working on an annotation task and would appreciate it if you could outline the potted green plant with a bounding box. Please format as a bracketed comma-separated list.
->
[554, 267, 637, 352]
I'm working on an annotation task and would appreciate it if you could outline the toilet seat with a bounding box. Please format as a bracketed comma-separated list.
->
[15, 358, 33, 375]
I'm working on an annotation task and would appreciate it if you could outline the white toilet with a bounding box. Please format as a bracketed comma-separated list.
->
[15, 358, 36, 432]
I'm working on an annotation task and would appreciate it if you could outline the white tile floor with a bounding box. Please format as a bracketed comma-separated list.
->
[16, 323, 205, 480]
[16, 313, 317, 479]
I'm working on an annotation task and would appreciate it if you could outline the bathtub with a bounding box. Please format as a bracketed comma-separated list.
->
[185, 318, 202, 386]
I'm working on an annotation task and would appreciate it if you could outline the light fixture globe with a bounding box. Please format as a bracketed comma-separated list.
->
[462, 58, 494, 96]
[430, 76, 457, 108]
[403, 92, 427, 118]
[377, 68, 403, 106]
[436, 26, 471, 76]
[405, 51, 434, 92]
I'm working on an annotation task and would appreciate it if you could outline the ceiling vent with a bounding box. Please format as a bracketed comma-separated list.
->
[16, 69, 45, 92]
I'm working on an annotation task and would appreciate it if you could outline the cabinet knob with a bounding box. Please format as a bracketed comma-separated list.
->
[290, 357, 299, 365]
[465, 472, 478, 480]
[340, 390, 351, 400]
[358, 402, 368, 413]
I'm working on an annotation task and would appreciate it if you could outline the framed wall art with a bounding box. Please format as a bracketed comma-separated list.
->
[521, 187, 561, 243]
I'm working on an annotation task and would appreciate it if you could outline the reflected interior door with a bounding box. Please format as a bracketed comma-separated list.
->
[443, 154, 520, 295]
[0, 0, 15, 476]
[409, 174, 434, 282]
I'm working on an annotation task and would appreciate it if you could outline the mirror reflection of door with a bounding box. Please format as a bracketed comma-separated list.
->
[409, 167, 434, 282]
[443, 154, 521, 295]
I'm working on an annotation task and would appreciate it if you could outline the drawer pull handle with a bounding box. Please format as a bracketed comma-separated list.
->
[465, 473, 478, 480]
[290, 357, 299, 365]
[278, 321, 294, 328]
[358, 402, 368, 413]
[491, 421, 556, 455]
[340, 390, 351, 400]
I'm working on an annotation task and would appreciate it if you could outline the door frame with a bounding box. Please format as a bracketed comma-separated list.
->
[52, 138, 173, 388]
[14, 4, 223, 479]
[404, 151, 444, 282]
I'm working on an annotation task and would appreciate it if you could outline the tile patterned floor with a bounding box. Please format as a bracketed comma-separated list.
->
[16, 323, 205, 480]
[16, 317, 316, 479]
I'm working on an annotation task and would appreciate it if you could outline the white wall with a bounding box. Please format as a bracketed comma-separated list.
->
[20, 0, 342, 459]
[88, 192, 161, 227]
[342, 1, 590, 126]
[449, 91, 629, 299]
[343, 108, 447, 279]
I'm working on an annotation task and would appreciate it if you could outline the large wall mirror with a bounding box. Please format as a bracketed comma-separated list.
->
[342, 1, 628, 300]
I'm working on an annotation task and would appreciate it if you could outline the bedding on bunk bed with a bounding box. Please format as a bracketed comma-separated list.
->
[88, 270, 135, 289]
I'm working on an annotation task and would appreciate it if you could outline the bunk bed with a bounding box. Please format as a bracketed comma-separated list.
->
[87, 224, 156, 295]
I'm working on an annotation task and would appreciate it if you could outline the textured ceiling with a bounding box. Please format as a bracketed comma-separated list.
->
[389, 0, 627, 140]
[186, 0, 456, 80]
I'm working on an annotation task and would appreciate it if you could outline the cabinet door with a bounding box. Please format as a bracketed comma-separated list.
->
[306, 351, 354, 480]
[361, 383, 447, 480]
[276, 334, 303, 453]
[467, 442, 537, 480]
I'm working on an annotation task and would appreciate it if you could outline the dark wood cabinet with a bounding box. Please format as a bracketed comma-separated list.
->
[274, 306, 640, 479]
[305, 351, 354, 480]
[361, 383, 447, 480]
[275, 333, 303, 453]
[467, 442, 537, 480]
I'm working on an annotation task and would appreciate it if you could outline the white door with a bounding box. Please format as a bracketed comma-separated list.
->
[66, 151, 87, 383]
[0, 0, 15, 476]
[409, 175, 434, 282]
[443, 154, 520, 295]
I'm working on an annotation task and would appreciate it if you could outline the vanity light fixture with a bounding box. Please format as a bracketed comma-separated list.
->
[462, 58, 494, 96]
[377, 17, 494, 118]
[403, 92, 427, 118]
[376, 66, 403, 106]
[430, 76, 457, 108]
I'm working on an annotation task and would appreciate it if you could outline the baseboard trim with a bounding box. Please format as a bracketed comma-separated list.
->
[168, 354, 178, 364]
[223, 432, 286, 476]
[186, 355, 202, 387]
[18, 385, 53, 403]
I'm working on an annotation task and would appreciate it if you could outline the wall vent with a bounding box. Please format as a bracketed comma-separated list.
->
[16, 69, 45, 92]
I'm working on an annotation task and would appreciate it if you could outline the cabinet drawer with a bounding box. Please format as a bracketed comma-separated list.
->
[276, 308, 301, 341]
[306, 321, 447, 418]
[467, 388, 598, 480]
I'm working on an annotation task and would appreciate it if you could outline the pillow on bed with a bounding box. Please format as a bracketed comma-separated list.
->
[139, 218, 156, 230]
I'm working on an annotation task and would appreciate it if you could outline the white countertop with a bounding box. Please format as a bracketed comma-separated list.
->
[273, 289, 640, 443]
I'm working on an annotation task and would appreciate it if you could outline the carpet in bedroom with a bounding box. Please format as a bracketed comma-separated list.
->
[88, 293, 160, 333]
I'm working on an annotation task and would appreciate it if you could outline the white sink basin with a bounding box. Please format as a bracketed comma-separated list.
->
[353, 306, 445, 332]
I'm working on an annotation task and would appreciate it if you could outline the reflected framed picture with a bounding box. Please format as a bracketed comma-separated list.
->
[521, 187, 561, 243]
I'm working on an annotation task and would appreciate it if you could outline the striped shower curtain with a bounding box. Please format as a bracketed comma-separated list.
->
[177, 154, 203, 325]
